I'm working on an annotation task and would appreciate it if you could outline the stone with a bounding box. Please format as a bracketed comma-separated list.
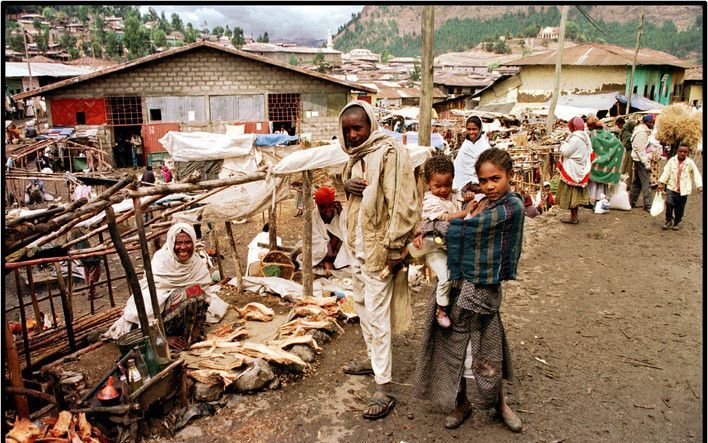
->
[193, 382, 223, 402]
[177, 425, 203, 440]
[289, 344, 316, 363]
[234, 358, 275, 392]
[311, 330, 330, 346]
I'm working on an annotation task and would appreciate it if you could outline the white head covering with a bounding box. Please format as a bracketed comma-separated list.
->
[151, 223, 211, 290]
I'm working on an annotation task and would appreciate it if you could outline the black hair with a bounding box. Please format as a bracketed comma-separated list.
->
[146, 165, 152, 171]
[465, 115, 483, 130]
[342, 105, 371, 126]
[615, 117, 625, 126]
[423, 154, 454, 182]
[474, 148, 513, 175]
[262, 223, 269, 232]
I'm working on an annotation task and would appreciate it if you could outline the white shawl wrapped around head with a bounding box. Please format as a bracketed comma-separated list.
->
[452, 134, 491, 190]
[103, 223, 212, 340]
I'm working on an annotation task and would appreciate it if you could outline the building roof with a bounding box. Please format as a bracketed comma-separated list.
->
[685, 66, 702, 81]
[434, 73, 492, 88]
[359, 81, 446, 100]
[65, 57, 120, 68]
[503, 43, 691, 69]
[25, 55, 59, 64]
[13, 40, 375, 100]
[242, 42, 340, 55]
[5, 62, 98, 79]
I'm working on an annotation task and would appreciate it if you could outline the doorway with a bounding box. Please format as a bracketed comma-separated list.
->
[112, 125, 143, 168]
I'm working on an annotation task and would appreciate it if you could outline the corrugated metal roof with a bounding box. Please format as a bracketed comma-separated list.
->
[5, 62, 98, 78]
[685, 66, 702, 81]
[503, 43, 690, 69]
[13, 41, 375, 100]
[242, 42, 340, 55]
[434, 73, 492, 87]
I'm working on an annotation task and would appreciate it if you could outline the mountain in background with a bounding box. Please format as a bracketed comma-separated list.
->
[334, 5, 703, 62]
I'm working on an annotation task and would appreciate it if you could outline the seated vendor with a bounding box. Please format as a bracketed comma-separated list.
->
[535, 181, 556, 214]
[294, 186, 353, 275]
[104, 223, 213, 350]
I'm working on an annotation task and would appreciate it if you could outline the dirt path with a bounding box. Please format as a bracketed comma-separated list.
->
[159, 187, 703, 443]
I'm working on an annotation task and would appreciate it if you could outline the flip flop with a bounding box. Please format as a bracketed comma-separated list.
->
[342, 360, 374, 375]
[560, 219, 579, 224]
[363, 391, 396, 420]
[444, 401, 472, 429]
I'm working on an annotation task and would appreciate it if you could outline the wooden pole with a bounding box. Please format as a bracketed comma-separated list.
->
[210, 225, 224, 280]
[625, 7, 645, 117]
[14, 270, 32, 368]
[52, 262, 76, 352]
[224, 221, 243, 291]
[97, 231, 115, 308]
[105, 205, 152, 342]
[128, 172, 266, 197]
[418, 4, 435, 147]
[25, 268, 43, 332]
[46, 281, 57, 327]
[268, 190, 277, 250]
[4, 321, 30, 418]
[302, 170, 313, 297]
[132, 196, 167, 335]
[546, 5, 569, 132]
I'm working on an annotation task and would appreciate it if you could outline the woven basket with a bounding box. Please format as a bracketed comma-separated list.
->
[260, 250, 295, 280]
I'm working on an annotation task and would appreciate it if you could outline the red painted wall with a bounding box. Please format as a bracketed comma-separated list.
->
[141, 123, 180, 154]
[49, 98, 107, 126]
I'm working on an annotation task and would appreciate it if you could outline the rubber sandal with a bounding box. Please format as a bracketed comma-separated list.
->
[560, 219, 579, 224]
[498, 407, 523, 432]
[363, 391, 395, 420]
[444, 401, 472, 429]
[342, 360, 374, 375]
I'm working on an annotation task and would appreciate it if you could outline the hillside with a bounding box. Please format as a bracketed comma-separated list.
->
[334, 5, 704, 61]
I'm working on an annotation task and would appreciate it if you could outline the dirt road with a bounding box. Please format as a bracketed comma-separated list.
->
[160, 188, 703, 443]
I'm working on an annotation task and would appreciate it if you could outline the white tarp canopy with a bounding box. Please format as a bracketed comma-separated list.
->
[545, 92, 620, 122]
[159, 131, 256, 161]
[272, 139, 432, 176]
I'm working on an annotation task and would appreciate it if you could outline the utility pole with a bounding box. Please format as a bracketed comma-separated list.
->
[625, 7, 645, 117]
[418, 5, 434, 147]
[22, 29, 34, 91]
[546, 5, 569, 133]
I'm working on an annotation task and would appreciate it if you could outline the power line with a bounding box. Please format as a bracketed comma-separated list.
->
[575, 5, 607, 35]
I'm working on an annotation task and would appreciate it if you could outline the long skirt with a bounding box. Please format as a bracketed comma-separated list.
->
[556, 180, 589, 209]
[163, 287, 209, 345]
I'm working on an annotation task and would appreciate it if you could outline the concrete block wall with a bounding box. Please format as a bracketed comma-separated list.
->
[301, 117, 340, 141]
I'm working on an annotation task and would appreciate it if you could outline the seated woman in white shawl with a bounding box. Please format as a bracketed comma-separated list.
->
[104, 223, 212, 349]
[452, 115, 491, 193]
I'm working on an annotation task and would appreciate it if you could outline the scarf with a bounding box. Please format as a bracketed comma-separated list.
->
[558, 131, 594, 187]
[446, 192, 525, 284]
[452, 133, 491, 190]
[339, 100, 394, 181]
[589, 129, 624, 184]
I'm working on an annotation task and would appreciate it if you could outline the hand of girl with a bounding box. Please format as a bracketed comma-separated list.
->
[413, 234, 424, 249]
[463, 191, 475, 202]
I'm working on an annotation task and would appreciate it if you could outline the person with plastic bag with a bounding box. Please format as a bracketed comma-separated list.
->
[629, 115, 656, 211]
[657, 146, 703, 230]
[556, 117, 593, 224]
[586, 117, 624, 205]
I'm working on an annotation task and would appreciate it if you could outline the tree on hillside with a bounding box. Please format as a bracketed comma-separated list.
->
[91, 38, 103, 57]
[152, 28, 167, 48]
[171, 13, 184, 33]
[212, 26, 225, 38]
[123, 13, 150, 59]
[184, 23, 196, 43]
[105, 31, 123, 58]
[59, 31, 77, 50]
[410, 61, 421, 81]
[42, 7, 55, 22]
[231, 27, 245, 47]
[77, 5, 89, 24]
[224, 25, 232, 38]
[263, 31, 269, 43]
[92, 14, 106, 46]
[493, 39, 511, 54]
[6, 31, 25, 53]
[313, 51, 329, 72]
[144, 7, 159, 24]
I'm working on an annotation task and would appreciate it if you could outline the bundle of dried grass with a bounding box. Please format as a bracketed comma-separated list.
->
[656, 104, 703, 149]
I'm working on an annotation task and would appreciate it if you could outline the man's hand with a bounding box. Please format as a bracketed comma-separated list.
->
[334, 201, 343, 214]
[463, 192, 475, 202]
[412, 234, 423, 249]
[343, 178, 368, 196]
[657, 183, 665, 192]
[324, 261, 333, 277]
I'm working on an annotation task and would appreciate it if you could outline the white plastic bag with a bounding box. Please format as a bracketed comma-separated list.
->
[650, 192, 665, 217]
[594, 195, 610, 214]
[608, 180, 631, 211]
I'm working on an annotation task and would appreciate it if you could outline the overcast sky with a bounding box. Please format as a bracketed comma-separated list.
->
[139, 5, 364, 41]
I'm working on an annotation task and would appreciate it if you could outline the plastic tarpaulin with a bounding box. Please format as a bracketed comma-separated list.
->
[254, 133, 299, 147]
[616, 94, 666, 111]
[545, 92, 620, 121]
[271, 140, 432, 176]
[159, 131, 256, 161]
[381, 128, 445, 148]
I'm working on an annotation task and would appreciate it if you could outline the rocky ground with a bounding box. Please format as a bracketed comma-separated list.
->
[152, 186, 703, 443]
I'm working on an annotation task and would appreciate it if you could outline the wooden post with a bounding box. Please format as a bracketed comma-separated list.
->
[105, 205, 153, 342]
[546, 5, 569, 133]
[46, 281, 57, 327]
[210, 225, 224, 280]
[302, 170, 313, 297]
[97, 231, 116, 308]
[268, 189, 277, 250]
[224, 221, 243, 291]
[625, 7, 645, 117]
[418, 4, 435, 147]
[13, 270, 32, 368]
[52, 262, 76, 352]
[25, 268, 43, 332]
[4, 321, 30, 418]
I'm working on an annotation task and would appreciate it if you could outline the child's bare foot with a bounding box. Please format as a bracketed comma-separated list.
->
[436, 305, 451, 328]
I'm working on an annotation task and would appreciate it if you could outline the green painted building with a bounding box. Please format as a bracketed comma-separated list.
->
[625, 65, 685, 105]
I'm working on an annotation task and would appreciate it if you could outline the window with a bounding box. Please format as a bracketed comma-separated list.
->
[633, 86, 638, 94]
[106, 96, 143, 125]
[149, 109, 162, 121]
[650, 85, 656, 100]
[643, 85, 648, 97]
[268, 93, 301, 123]
[75, 112, 86, 125]
[144, 96, 206, 123]
[209, 95, 265, 122]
